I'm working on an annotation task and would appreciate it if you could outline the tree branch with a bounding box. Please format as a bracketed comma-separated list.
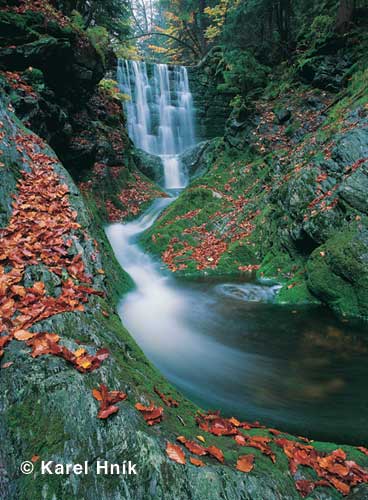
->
[126, 32, 199, 56]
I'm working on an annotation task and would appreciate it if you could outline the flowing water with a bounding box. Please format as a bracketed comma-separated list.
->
[108, 61, 368, 446]
[117, 59, 195, 189]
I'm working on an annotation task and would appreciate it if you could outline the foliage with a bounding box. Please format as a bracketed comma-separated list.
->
[204, 0, 233, 42]
[302, 14, 335, 45]
[52, 0, 131, 37]
[98, 78, 130, 102]
[86, 25, 109, 61]
[218, 49, 269, 96]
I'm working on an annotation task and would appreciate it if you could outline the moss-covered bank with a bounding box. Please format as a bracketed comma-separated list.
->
[142, 34, 368, 320]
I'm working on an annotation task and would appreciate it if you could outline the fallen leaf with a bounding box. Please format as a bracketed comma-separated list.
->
[236, 454, 254, 473]
[14, 330, 35, 341]
[1, 361, 14, 369]
[166, 442, 186, 464]
[190, 457, 205, 467]
[206, 445, 224, 463]
[98, 405, 119, 419]
[92, 389, 103, 401]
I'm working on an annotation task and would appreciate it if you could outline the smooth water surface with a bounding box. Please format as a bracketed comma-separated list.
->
[106, 202, 368, 446]
[112, 58, 368, 446]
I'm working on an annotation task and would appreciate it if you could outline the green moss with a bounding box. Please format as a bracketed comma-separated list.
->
[83, 192, 134, 301]
[307, 228, 368, 318]
[276, 280, 320, 305]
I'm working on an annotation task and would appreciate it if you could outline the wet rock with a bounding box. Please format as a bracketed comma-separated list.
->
[307, 227, 368, 318]
[275, 108, 291, 124]
[188, 48, 235, 140]
[298, 54, 352, 92]
[134, 148, 164, 183]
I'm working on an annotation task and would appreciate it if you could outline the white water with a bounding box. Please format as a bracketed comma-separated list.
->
[105, 200, 249, 390]
[104, 82, 368, 441]
[117, 59, 196, 189]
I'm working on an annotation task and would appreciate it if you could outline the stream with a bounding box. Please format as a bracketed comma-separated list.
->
[106, 60, 368, 447]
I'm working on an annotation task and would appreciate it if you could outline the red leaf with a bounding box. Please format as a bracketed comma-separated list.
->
[236, 454, 254, 473]
[206, 445, 224, 463]
[98, 405, 119, 419]
[166, 442, 186, 464]
[190, 457, 205, 467]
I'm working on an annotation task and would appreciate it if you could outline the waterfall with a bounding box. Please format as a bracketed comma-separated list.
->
[117, 59, 196, 189]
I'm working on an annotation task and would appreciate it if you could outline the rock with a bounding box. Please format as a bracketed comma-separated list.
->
[134, 148, 164, 183]
[0, 11, 105, 103]
[298, 54, 352, 92]
[275, 108, 291, 124]
[339, 162, 368, 213]
[307, 227, 368, 318]
[180, 140, 215, 178]
[188, 48, 235, 140]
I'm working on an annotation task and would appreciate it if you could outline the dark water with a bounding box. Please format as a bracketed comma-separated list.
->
[106, 204, 368, 447]
[173, 279, 368, 446]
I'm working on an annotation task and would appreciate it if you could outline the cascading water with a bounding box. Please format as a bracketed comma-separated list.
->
[107, 61, 368, 445]
[117, 59, 196, 189]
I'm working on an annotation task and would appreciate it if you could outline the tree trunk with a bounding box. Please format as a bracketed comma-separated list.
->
[197, 0, 208, 56]
[336, 0, 355, 32]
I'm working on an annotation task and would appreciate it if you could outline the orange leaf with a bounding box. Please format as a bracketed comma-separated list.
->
[92, 389, 103, 401]
[76, 357, 92, 369]
[190, 457, 205, 467]
[206, 445, 224, 463]
[236, 454, 254, 473]
[229, 417, 241, 427]
[166, 442, 186, 465]
[135, 402, 155, 412]
[32, 281, 45, 295]
[14, 330, 35, 341]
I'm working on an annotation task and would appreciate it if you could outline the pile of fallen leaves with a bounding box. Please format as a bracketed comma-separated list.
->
[106, 173, 166, 222]
[0, 130, 108, 372]
[3, 71, 37, 98]
[160, 410, 368, 498]
[153, 182, 262, 273]
[162, 209, 202, 227]
[162, 228, 228, 272]
[276, 439, 368, 497]
[135, 402, 164, 426]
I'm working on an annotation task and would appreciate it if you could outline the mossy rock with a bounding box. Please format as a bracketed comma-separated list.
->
[307, 227, 368, 318]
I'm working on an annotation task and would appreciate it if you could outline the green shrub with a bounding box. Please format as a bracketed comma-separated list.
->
[87, 25, 109, 62]
[217, 49, 269, 97]
[304, 15, 335, 44]
[98, 78, 130, 102]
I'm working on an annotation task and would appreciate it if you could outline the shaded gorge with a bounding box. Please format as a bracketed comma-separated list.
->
[106, 200, 368, 447]
[108, 60, 368, 448]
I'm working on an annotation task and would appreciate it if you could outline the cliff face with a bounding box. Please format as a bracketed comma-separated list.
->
[188, 47, 235, 141]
